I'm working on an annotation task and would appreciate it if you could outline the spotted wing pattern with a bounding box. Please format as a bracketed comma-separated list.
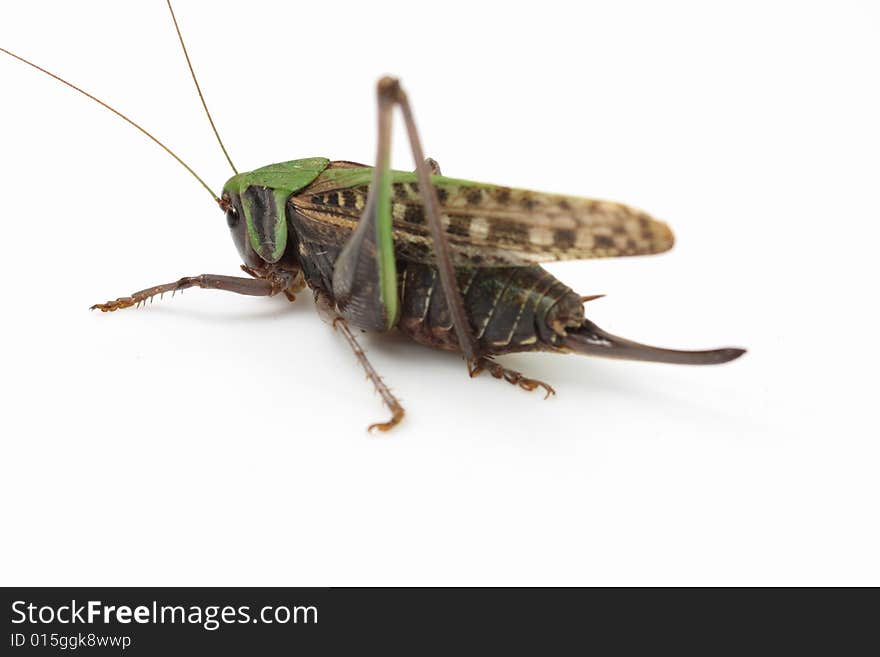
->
[289, 163, 674, 267]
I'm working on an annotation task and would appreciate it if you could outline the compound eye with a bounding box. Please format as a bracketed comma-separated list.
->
[226, 205, 238, 228]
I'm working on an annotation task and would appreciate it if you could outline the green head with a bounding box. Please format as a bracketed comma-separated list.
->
[220, 157, 330, 267]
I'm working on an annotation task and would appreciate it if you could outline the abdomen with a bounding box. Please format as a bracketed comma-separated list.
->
[398, 264, 584, 354]
[294, 237, 585, 355]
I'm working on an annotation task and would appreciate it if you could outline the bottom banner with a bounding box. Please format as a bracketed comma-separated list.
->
[1, 587, 872, 653]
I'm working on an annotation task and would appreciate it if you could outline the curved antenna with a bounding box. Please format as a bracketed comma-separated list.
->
[0, 45, 220, 203]
[166, 0, 238, 174]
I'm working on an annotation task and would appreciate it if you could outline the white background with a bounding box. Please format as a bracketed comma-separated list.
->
[1, 1, 877, 586]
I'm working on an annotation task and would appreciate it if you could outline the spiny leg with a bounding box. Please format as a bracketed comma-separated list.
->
[330, 78, 400, 332]
[333, 78, 551, 400]
[335, 318, 405, 433]
[330, 77, 479, 369]
[90, 273, 281, 312]
[392, 83, 561, 393]
[472, 357, 556, 400]
[314, 292, 404, 432]
[383, 78, 481, 369]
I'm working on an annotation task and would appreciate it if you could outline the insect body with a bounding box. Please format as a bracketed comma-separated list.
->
[2, 3, 744, 432]
[222, 158, 739, 366]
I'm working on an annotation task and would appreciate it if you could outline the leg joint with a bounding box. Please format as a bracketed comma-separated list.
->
[377, 76, 403, 102]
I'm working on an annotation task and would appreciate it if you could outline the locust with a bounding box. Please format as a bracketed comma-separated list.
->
[2, 2, 744, 432]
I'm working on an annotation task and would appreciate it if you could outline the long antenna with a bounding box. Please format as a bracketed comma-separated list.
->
[0, 45, 220, 202]
[166, 0, 238, 174]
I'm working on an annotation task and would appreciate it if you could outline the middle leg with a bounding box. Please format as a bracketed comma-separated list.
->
[314, 292, 405, 433]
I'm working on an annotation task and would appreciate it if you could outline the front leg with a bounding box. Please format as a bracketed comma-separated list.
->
[90, 269, 296, 312]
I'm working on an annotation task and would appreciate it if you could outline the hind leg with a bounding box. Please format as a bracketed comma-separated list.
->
[471, 357, 556, 399]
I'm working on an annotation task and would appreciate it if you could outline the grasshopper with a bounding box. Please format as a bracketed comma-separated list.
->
[2, 2, 744, 431]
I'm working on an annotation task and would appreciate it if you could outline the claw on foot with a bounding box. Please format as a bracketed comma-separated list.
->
[90, 297, 135, 312]
[471, 357, 556, 399]
[368, 407, 405, 433]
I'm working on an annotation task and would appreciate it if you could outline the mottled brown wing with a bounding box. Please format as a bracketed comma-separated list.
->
[289, 164, 674, 267]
